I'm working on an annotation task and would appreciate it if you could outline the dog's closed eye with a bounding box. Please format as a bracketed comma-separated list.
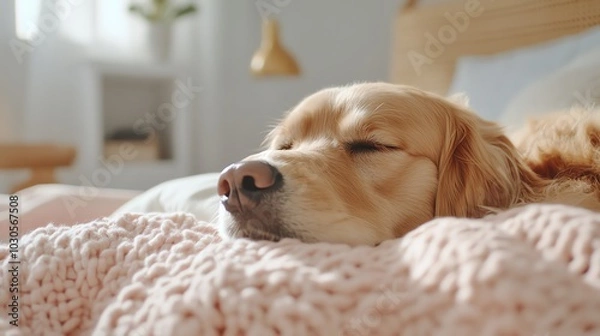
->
[276, 140, 398, 153]
[346, 141, 398, 154]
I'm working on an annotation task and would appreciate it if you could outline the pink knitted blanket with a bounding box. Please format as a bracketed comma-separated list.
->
[1, 204, 600, 335]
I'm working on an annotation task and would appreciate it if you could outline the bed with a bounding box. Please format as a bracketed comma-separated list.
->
[2, 1, 600, 335]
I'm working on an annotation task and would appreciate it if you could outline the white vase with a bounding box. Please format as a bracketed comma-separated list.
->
[147, 22, 172, 63]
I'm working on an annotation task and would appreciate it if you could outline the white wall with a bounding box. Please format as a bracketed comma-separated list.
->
[193, 0, 404, 173]
[0, 0, 30, 192]
[0, 1, 28, 142]
[2, 0, 408, 191]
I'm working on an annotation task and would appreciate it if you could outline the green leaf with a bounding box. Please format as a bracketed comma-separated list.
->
[128, 4, 146, 15]
[129, 1, 198, 23]
[173, 4, 197, 19]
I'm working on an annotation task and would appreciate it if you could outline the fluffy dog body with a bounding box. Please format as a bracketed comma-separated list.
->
[510, 110, 600, 210]
[218, 83, 600, 245]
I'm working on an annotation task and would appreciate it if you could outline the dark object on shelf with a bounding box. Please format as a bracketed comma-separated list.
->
[104, 127, 160, 161]
[107, 128, 152, 141]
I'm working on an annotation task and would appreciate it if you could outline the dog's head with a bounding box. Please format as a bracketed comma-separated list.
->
[217, 83, 538, 245]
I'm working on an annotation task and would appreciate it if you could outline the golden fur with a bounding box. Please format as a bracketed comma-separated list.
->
[510, 110, 600, 209]
[218, 82, 600, 245]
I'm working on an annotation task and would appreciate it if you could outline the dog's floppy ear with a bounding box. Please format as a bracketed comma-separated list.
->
[434, 105, 540, 217]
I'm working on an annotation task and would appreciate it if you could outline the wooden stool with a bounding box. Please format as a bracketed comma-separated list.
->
[0, 144, 77, 193]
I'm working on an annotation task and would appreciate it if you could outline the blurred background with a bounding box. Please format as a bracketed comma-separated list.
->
[0, 0, 414, 193]
[2, 0, 598, 195]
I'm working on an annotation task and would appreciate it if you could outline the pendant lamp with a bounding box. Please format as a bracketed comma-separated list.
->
[250, 18, 300, 77]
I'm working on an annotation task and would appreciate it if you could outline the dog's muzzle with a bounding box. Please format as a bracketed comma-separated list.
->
[217, 160, 286, 240]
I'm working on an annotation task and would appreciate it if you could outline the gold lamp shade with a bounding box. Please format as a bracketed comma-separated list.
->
[250, 19, 300, 77]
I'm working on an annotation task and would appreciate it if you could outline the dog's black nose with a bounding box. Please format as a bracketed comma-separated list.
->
[217, 161, 283, 212]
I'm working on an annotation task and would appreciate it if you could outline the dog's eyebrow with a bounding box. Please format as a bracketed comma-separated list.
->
[262, 122, 298, 149]
[372, 102, 386, 114]
[260, 127, 279, 148]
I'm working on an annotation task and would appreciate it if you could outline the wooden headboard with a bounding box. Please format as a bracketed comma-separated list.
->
[390, 0, 600, 95]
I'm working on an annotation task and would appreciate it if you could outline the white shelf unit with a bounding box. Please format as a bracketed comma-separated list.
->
[81, 61, 192, 190]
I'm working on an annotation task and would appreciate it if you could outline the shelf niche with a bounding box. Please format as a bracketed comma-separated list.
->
[101, 74, 178, 162]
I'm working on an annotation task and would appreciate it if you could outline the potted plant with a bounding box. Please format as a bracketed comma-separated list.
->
[129, 0, 198, 62]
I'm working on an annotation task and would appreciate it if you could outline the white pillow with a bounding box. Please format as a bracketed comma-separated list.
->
[112, 173, 221, 223]
[448, 26, 600, 121]
[499, 48, 600, 133]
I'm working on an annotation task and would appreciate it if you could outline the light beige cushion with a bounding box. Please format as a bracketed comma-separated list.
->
[500, 48, 600, 133]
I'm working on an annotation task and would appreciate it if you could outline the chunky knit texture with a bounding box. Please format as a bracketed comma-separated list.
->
[1, 204, 600, 336]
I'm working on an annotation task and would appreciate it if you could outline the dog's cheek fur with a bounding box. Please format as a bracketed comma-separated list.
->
[366, 154, 438, 238]
[255, 147, 438, 244]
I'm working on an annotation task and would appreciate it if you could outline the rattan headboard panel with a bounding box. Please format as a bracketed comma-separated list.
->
[390, 0, 600, 95]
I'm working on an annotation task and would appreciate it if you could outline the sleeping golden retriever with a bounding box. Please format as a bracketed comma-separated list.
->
[217, 82, 600, 245]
